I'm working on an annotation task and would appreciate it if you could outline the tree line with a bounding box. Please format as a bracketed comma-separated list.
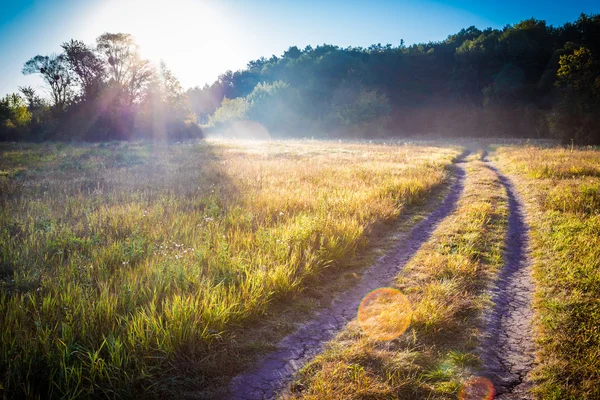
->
[188, 14, 600, 144]
[0, 33, 201, 142]
[2, 14, 600, 144]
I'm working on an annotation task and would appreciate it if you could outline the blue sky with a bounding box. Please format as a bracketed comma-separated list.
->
[1, 0, 599, 97]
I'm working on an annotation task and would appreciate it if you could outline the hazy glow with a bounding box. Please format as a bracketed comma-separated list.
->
[357, 287, 411, 341]
[80, 0, 243, 88]
[459, 377, 495, 400]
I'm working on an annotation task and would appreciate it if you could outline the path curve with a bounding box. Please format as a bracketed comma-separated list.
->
[229, 159, 467, 399]
[480, 163, 535, 399]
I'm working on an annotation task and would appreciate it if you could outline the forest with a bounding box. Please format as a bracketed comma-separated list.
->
[2, 14, 600, 144]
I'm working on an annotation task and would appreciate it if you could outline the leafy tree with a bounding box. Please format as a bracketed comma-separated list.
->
[61, 39, 105, 100]
[156, 61, 186, 115]
[19, 86, 46, 111]
[137, 62, 201, 140]
[332, 83, 390, 127]
[0, 93, 31, 141]
[556, 47, 600, 91]
[96, 33, 153, 104]
[22, 54, 73, 110]
[551, 46, 600, 143]
[208, 97, 248, 127]
[18, 86, 52, 138]
[246, 81, 305, 132]
[283, 46, 302, 59]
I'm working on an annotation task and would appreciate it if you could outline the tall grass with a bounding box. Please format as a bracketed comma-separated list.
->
[0, 140, 458, 398]
[288, 156, 509, 399]
[495, 146, 600, 400]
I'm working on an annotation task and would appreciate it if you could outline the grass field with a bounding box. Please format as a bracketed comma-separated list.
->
[2, 140, 599, 400]
[287, 154, 509, 399]
[0, 140, 460, 398]
[494, 147, 600, 400]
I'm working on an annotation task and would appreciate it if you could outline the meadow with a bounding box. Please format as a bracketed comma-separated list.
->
[0, 140, 459, 398]
[2, 140, 599, 400]
[288, 153, 509, 399]
[494, 147, 600, 400]
[285, 145, 600, 400]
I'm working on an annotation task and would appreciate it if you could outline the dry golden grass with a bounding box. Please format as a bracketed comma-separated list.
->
[287, 156, 509, 399]
[494, 146, 600, 400]
[0, 139, 459, 398]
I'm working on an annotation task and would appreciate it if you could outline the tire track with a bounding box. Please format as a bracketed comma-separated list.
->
[480, 163, 535, 399]
[229, 158, 467, 400]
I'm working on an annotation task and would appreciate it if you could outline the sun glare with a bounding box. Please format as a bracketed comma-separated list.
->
[459, 377, 495, 400]
[82, 0, 242, 88]
[358, 287, 412, 341]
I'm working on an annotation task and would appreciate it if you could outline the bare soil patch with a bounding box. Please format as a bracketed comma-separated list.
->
[479, 163, 535, 399]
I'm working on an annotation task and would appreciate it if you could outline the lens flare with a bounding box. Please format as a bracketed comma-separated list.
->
[458, 377, 495, 400]
[357, 287, 411, 341]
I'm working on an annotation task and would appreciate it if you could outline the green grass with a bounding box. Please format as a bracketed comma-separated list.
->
[495, 146, 600, 400]
[287, 156, 509, 399]
[0, 140, 459, 398]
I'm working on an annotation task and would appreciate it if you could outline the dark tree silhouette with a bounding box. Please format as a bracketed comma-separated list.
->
[61, 39, 105, 101]
[22, 54, 73, 110]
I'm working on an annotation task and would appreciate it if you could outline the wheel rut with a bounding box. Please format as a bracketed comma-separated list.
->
[480, 163, 535, 399]
[228, 159, 468, 400]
